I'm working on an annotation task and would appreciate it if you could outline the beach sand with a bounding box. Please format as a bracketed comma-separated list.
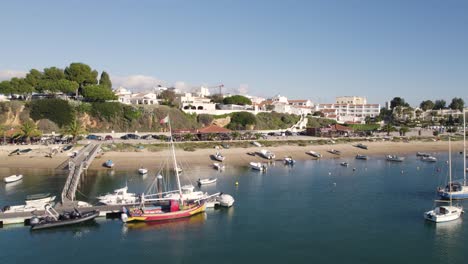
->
[0, 140, 463, 171]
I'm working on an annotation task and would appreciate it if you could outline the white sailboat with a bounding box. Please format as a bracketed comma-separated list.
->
[438, 110, 468, 199]
[424, 136, 463, 223]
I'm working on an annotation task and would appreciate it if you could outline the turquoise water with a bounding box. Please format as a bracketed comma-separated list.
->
[1, 154, 468, 264]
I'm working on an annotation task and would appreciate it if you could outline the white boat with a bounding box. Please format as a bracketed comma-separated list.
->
[205, 199, 220, 208]
[425, 137, 463, 223]
[355, 154, 368, 160]
[213, 162, 225, 171]
[97, 185, 139, 205]
[284, 156, 296, 165]
[328, 149, 341, 155]
[4, 174, 23, 183]
[2, 193, 56, 213]
[213, 152, 225, 162]
[259, 149, 275, 160]
[216, 193, 235, 207]
[252, 141, 262, 147]
[386, 155, 405, 162]
[164, 184, 207, 201]
[307, 151, 322, 158]
[340, 162, 349, 167]
[416, 152, 431, 157]
[197, 177, 217, 186]
[421, 156, 437, 162]
[250, 162, 267, 171]
[138, 167, 148, 174]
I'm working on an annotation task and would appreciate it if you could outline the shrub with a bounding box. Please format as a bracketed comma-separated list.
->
[90, 102, 124, 121]
[227, 112, 256, 130]
[29, 99, 74, 127]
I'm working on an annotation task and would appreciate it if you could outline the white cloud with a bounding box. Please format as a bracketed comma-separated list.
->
[0, 70, 27, 81]
[111, 74, 166, 92]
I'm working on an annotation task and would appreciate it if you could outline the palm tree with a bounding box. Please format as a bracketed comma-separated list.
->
[62, 119, 87, 143]
[383, 123, 396, 136]
[19, 121, 40, 144]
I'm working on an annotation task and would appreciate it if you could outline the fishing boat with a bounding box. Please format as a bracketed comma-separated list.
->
[4, 174, 23, 183]
[425, 137, 463, 223]
[284, 156, 296, 165]
[213, 162, 225, 171]
[328, 149, 341, 155]
[30, 205, 99, 230]
[138, 167, 148, 174]
[355, 154, 368, 160]
[386, 155, 405, 162]
[97, 185, 139, 205]
[421, 156, 437, 162]
[250, 162, 267, 171]
[355, 143, 368, 150]
[438, 112, 468, 200]
[121, 116, 207, 223]
[258, 149, 275, 160]
[340, 162, 349, 167]
[307, 151, 322, 158]
[197, 177, 217, 186]
[216, 193, 235, 207]
[213, 152, 225, 162]
[104, 160, 114, 168]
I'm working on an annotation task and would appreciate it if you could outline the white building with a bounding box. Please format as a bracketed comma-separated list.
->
[130, 92, 158, 105]
[194, 86, 211, 97]
[335, 96, 367, 105]
[114, 87, 132, 104]
[289, 99, 313, 108]
[178, 93, 216, 114]
[272, 94, 289, 104]
[315, 103, 380, 123]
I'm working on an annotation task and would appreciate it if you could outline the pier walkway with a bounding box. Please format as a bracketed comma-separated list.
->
[61, 143, 101, 204]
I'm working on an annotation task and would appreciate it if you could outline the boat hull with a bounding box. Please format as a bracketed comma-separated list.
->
[31, 210, 99, 230]
[124, 203, 206, 222]
[424, 209, 462, 223]
[439, 190, 468, 200]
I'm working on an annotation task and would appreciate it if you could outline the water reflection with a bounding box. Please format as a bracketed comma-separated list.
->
[122, 212, 207, 235]
[29, 222, 100, 238]
[433, 219, 463, 237]
[4, 179, 23, 193]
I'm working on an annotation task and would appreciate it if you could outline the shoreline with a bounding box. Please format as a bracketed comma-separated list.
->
[0, 140, 462, 171]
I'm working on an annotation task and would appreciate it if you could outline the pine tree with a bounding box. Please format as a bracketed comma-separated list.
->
[99, 71, 112, 90]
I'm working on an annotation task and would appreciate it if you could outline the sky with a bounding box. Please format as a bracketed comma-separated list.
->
[0, 0, 467, 106]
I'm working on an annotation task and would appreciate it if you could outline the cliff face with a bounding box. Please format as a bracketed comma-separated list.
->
[0, 101, 26, 128]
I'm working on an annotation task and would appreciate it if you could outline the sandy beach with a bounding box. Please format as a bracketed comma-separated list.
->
[0, 140, 463, 171]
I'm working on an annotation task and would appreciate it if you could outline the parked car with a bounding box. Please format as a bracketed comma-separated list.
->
[86, 134, 103, 140]
[141, 134, 153, 140]
[120, 134, 140, 140]
[104, 135, 113, 140]
[151, 135, 160, 140]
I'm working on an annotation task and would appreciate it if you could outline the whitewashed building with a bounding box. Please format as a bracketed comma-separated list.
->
[178, 93, 216, 114]
[335, 96, 367, 105]
[315, 103, 380, 123]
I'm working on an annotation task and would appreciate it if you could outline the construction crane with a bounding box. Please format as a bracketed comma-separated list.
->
[206, 84, 224, 96]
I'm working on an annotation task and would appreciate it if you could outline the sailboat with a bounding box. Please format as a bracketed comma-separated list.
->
[424, 136, 464, 223]
[121, 116, 206, 223]
[438, 110, 468, 199]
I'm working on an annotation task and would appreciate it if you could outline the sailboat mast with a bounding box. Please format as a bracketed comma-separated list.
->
[463, 109, 466, 186]
[449, 135, 452, 206]
[167, 116, 183, 197]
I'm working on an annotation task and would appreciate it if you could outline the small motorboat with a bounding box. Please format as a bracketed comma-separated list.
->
[421, 156, 437, 162]
[205, 199, 220, 208]
[216, 193, 235, 207]
[258, 149, 275, 160]
[25, 193, 56, 205]
[4, 174, 23, 183]
[2, 193, 56, 213]
[250, 162, 267, 171]
[213, 163, 225, 171]
[213, 152, 225, 162]
[284, 156, 296, 165]
[355, 154, 369, 160]
[355, 143, 368, 150]
[19, 148, 32, 155]
[386, 155, 405, 162]
[328, 149, 341, 155]
[104, 160, 114, 168]
[30, 205, 99, 231]
[197, 177, 217, 186]
[138, 167, 148, 174]
[340, 162, 349, 167]
[307, 151, 322, 158]
[97, 185, 139, 205]
[247, 152, 256, 156]
[8, 149, 20, 156]
[416, 152, 431, 157]
[252, 141, 262, 147]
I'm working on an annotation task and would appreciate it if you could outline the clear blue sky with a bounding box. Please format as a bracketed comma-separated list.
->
[0, 0, 467, 105]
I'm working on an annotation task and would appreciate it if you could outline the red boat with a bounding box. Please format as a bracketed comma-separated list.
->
[122, 200, 206, 222]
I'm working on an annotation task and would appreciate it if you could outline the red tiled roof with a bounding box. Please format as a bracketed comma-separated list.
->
[197, 125, 232, 134]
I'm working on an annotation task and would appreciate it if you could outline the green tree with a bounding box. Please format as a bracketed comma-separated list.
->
[64, 62, 98, 97]
[420, 100, 435, 111]
[159, 90, 176, 106]
[198, 114, 214, 126]
[25, 69, 43, 87]
[43, 67, 65, 80]
[0, 81, 13, 96]
[390, 97, 409, 109]
[227, 112, 256, 130]
[29, 98, 74, 127]
[209, 94, 224, 104]
[10, 78, 34, 96]
[449, 97, 465, 111]
[62, 118, 87, 143]
[19, 121, 40, 144]
[434, 99, 446, 110]
[399, 126, 409, 136]
[383, 123, 396, 136]
[99, 71, 112, 90]
[223, 95, 252, 105]
[82, 85, 117, 102]
[37, 79, 79, 94]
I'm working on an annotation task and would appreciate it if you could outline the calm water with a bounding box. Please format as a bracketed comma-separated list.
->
[1, 153, 468, 264]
